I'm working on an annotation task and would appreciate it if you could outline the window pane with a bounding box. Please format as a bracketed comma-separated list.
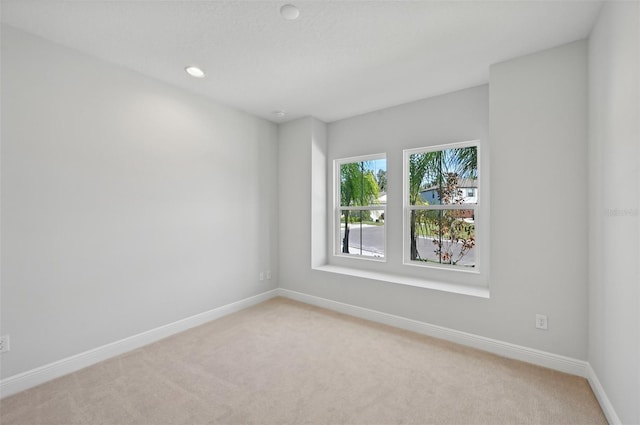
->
[340, 159, 386, 207]
[409, 146, 478, 206]
[409, 209, 475, 267]
[340, 209, 385, 258]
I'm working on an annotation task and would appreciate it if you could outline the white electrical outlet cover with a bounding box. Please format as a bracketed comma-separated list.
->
[535, 314, 548, 330]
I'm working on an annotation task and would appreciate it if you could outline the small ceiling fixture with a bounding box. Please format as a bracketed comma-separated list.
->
[280, 4, 299, 20]
[185, 66, 205, 78]
[273, 110, 286, 118]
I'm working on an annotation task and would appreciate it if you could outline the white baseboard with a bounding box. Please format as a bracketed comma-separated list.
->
[587, 364, 622, 425]
[0, 289, 279, 399]
[277, 288, 589, 378]
[2, 287, 621, 424]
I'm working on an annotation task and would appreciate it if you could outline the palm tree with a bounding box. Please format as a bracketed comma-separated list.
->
[409, 150, 441, 260]
[450, 146, 477, 179]
[341, 162, 380, 253]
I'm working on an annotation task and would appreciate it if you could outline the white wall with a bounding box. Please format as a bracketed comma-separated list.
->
[278, 117, 327, 282]
[0, 27, 279, 378]
[588, 2, 640, 424]
[489, 40, 588, 358]
[279, 41, 589, 360]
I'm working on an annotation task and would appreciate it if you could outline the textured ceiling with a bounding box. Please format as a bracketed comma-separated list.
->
[1, 1, 602, 123]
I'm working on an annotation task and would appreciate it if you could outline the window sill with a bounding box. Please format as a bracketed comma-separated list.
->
[333, 253, 386, 263]
[312, 264, 490, 299]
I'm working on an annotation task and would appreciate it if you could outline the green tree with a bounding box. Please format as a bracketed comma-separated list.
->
[453, 146, 478, 179]
[409, 150, 441, 260]
[341, 162, 380, 254]
[376, 169, 387, 192]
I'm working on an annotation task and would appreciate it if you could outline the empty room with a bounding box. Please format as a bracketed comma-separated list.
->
[1, 1, 638, 424]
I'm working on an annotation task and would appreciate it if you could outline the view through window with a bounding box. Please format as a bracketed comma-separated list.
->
[406, 143, 478, 269]
[337, 155, 386, 259]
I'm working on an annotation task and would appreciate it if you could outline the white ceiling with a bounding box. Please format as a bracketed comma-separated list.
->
[1, 0, 602, 123]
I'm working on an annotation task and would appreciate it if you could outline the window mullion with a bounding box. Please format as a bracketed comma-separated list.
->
[408, 204, 476, 211]
[341, 206, 386, 211]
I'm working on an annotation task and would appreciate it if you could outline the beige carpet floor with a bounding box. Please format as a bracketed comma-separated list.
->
[1, 297, 606, 425]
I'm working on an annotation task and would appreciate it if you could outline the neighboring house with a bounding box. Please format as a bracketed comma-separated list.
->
[420, 179, 477, 221]
[370, 192, 386, 222]
[419, 178, 478, 205]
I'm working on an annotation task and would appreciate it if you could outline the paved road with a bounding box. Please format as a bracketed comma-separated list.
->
[341, 224, 475, 266]
[341, 225, 385, 255]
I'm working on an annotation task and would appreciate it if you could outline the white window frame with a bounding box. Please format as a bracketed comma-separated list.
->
[403, 140, 481, 273]
[334, 153, 387, 262]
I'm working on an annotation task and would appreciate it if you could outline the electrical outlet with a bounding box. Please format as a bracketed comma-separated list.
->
[0, 335, 10, 353]
[535, 314, 548, 330]
[266, 270, 271, 280]
[259, 272, 264, 281]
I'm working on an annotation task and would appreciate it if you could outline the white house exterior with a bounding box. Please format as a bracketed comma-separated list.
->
[419, 178, 478, 205]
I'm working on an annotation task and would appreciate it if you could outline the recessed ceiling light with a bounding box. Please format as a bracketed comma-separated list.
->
[185, 66, 205, 78]
[273, 110, 286, 118]
[280, 4, 299, 20]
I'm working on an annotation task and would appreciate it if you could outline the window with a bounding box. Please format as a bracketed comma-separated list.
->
[335, 154, 386, 260]
[404, 142, 479, 270]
